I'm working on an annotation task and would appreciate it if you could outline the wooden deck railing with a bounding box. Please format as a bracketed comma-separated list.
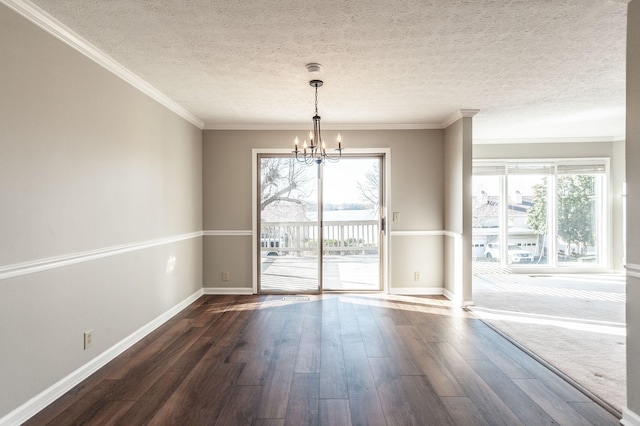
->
[260, 220, 379, 255]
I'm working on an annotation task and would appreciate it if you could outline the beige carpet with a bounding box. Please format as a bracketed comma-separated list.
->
[470, 273, 626, 413]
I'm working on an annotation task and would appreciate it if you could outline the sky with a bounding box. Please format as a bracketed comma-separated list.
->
[322, 158, 378, 205]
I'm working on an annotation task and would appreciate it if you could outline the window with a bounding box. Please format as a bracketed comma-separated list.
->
[555, 163, 605, 265]
[507, 164, 553, 265]
[472, 159, 607, 269]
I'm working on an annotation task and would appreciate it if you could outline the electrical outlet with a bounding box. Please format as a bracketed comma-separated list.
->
[414, 271, 420, 281]
[222, 272, 230, 281]
[84, 330, 94, 350]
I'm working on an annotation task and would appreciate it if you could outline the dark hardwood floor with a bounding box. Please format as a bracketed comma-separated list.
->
[25, 294, 620, 425]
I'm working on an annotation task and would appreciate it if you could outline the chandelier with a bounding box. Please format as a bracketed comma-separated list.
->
[292, 79, 343, 165]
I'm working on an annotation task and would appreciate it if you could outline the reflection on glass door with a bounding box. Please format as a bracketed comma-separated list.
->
[258, 155, 383, 293]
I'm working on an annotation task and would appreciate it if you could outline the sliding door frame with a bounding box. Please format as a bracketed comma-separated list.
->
[252, 148, 391, 294]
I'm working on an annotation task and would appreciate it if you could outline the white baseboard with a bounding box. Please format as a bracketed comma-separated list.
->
[0, 288, 204, 426]
[622, 408, 640, 426]
[389, 287, 444, 296]
[442, 288, 474, 308]
[443, 288, 454, 300]
[203, 287, 254, 295]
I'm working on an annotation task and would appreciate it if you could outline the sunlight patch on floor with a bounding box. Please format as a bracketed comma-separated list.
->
[477, 280, 625, 302]
[471, 306, 626, 336]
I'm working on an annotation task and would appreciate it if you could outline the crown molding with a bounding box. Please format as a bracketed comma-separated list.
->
[202, 113, 486, 131]
[203, 122, 444, 131]
[442, 109, 481, 128]
[460, 109, 481, 117]
[1, 0, 205, 129]
[473, 135, 625, 145]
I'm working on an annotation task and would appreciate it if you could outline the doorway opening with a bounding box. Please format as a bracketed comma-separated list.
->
[257, 154, 385, 293]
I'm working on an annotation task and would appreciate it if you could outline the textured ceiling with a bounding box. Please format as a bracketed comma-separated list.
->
[25, 0, 628, 140]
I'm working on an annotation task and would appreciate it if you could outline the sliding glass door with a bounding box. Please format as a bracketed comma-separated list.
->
[258, 154, 383, 293]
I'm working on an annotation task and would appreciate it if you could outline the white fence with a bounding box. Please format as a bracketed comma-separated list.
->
[261, 220, 379, 255]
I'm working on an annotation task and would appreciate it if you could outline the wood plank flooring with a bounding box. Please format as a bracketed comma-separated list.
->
[25, 294, 620, 425]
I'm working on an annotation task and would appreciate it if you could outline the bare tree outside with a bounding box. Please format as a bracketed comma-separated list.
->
[260, 156, 383, 292]
[260, 158, 314, 210]
[357, 161, 380, 213]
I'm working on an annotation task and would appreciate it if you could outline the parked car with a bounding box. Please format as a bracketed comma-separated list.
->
[484, 243, 534, 264]
[260, 233, 284, 256]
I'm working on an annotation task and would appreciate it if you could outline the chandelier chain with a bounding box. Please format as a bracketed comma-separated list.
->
[315, 85, 319, 116]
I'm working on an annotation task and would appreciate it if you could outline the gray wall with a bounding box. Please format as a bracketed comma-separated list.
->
[202, 129, 446, 291]
[474, 141, 626, 270]
[626, 0, 640, 418]
[0, 5, 203, 418]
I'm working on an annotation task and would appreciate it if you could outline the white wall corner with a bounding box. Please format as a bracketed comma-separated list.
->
[622, 408, 640, 426]
[442, 288, 474, 308]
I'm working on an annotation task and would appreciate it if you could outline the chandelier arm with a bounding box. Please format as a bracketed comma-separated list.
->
[324, 150, 342, 163]
[293, 149, 315, 165]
